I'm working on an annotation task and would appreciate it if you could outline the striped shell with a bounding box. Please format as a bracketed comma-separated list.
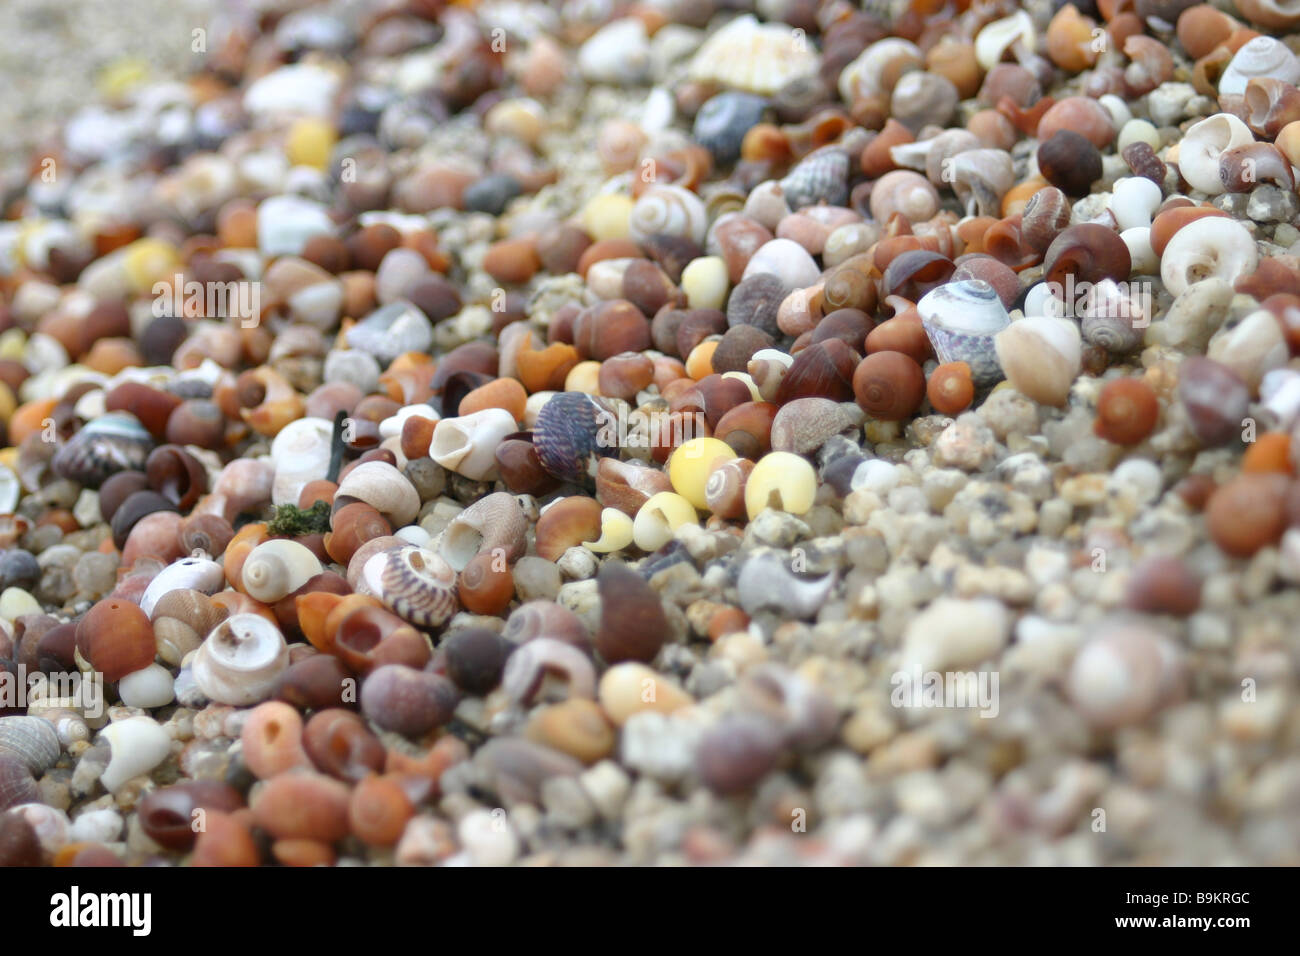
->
[629, 185, 708, 246]
[0, 755, 38, 811]
[780, 147, 850, 209]
[687, 15, 819, 95]
[693, 92, 769, 164]
[363, 545, 459, 629]
[0, 716, 61, 775]
[917, 280, 1010, 386]
[51, 412, 153, 487]
[533, 392, 619, 484]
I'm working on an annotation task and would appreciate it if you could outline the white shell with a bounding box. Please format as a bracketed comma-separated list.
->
[994, 317, 1082, 407]
[139, 557, 225, 617]
[192, 613, 290, 706]
[579, 18, 651, 85]
[917, 279, 1011, 386]
[240, 538, 323, 603]
[629, 185, 708, 245]
[270, 416, 335, 506]
[689, 15, 819, 95]
[99, 716, 172, 792]
[379, 403, 440, 443]
[975, 11, 1036, 71]
[742, 238, 821, 289]
[1178, 113, 1254, 195]
[336, 460, 422, 526]
[737, 550, 835, 619]
[1159, 216, 1258, 297]
[69, 808, 123, 844]
[1219, 37, 1300, 97]
[1109, 177, 1162, 231]
[948, 149, 1015, 217]
[428, 408, 517, 481]
[837, 38, 922, 102]
[117, 663, 177, 709]
[362, 545, 458, 628]
[1207, 309, 1289, 391]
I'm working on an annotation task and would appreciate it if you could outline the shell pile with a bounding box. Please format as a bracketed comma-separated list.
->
[0, 0, 1299, 869]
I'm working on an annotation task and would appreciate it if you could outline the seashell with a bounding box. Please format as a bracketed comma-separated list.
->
[695, 712, 786, 796]
[51, 412, 153, 487]
[770, 398, 858, 455]
[1044, 223, 1131, 286]
[241, 539, 323, 603]
[240, 700, 311, 780]
[362, 545, 458, 629]
[1179, 357, 1251, 447]
[869, 170, 940, 223]
[335, 460, 421, 526]
[703, 457, 754, 519]
[250, 770, 352, 843]
[916, 280, 1010, 386]
[976, 10, 1036, 71]
[741, 239, 820, 290]
[7, 803, 70, 856]
[881, 250, 955, 301]
[1038, 131, 1101, 198]
[300, 709, 384, 782]
[0, 756, 39, 812]
[140, 556, 224, 617]
[0, 716, 60, 775]
[1243, 78, 1300, 138]
[745, 451, 817, 520]
[1219, 142, 1295, 192]
[1095, 378, 1160, 445]
[345, 300, 434, 365]
[688, 15, 819, 96]
[629, 185, 708, 246]
[236, 367, 305, 439]
[99, 716, 171, 792]
[118, 663, 176, 708]
[779, 146, 849, 208]
[145, 444, 208, 510]
[726, 274, 786, 338]
[838, 38, 923, 103]
[1218, 37, 1300, 98]
[1178, 112, 1255, 195]
[360, 664, 458, 737]
[578, 17, 650, 85]
[440, 492, 527, 572]
[891, 72, 959, 133]
[1207, 472, 1291, 557]
[1067, 625, 1181, 728]
[994, 317, 1082, 407]
[1207, 309, 1288, 392]
[595, 459, 671, 518]
[948, 149, 1016, 218]
[75, 598, 157, 683]
[595, 561, 668, 664]
[774, 339, 859, 406]
[437, 628, 510, 696]
[737, 550, 834, 618]
[212, 458, 275, 520]
[853, 351, 926, 421]
[138, 780, 243, 851]
[632, 492, 697, 551]
[325, 503, 392, 566]
[1036, 96, 1115, 149]
[694, 92, 769, 164]
[532, 392, 618, 485]
[270, 417, 335, 506]
[503, 600, 590, 649]
[927, 362, 975, 415]
[1236, 0, 1300, 28]
[1079, 280, 1149, 354]
[192, 613, 291, 706]
[1160, 217, 1258, 297]
[502, 637, 596, 705]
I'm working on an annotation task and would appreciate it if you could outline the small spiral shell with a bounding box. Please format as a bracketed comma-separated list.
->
[0, 716, 61, 775]
[240, 539, 324, 603]
[628, 185, 708, 246]
[362, 545, 459, 629]
[192, 614, 290, 707]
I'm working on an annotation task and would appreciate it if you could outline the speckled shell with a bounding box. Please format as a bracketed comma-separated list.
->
[533, 392, 618, 484]
[916, 280, 1010, 386]
[0, 716, 61, 775]
[51, 412, 154, 487]
[687, 15, 819, 96]
[362, 545, 458, 629]
[779, 146, 850, 208]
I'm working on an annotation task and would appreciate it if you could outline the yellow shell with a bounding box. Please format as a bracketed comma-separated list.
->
[564, 360, 603, 394]
[745, 451, 817, 520]
[580, 194, 635, 242]
[123, 238, 179, 295]
[669, 437, 737, 510]
[632, 492, 698, 551]
[286, 118, 336, 169]
[583, 508, 635, 553]
[681, 256, 729, 310]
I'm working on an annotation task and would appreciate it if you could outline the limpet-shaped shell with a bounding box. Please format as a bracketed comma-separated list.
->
[362, 545, 458, 629]
[0, 716, 61, 775]
[241, 539, 323, 603]
[192, 613, 290, 707]
[335, 460, 422, 526]
[916, 280, 1010, 386]
[687, 15, 819, 96]
[51, 412, 154, 487]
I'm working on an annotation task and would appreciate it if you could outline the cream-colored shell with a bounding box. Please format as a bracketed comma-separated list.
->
[1159, 216, 1259, 297]
[192, 613, 290, 707]
[336, 460, 422, 526]
[994, 316, 1082, 407]
[689, 15, 819, 96]
[628, 185, 708, 246]
[140, 557, 224, 617]
[1178, 113, 1255, 195]
[837, 38, 922, 102]
[975, 10, 1036, 70]
[1218, 36, 1300, 97]
[240, 538, 323, 603]
[270, 416, 335, 506]
[99, 716, 172, 792]
[428, 408, 517, 481]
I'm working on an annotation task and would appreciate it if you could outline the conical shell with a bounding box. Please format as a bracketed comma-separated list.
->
[917, 279, 1010, 386]
[362, 545, 459, 629]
